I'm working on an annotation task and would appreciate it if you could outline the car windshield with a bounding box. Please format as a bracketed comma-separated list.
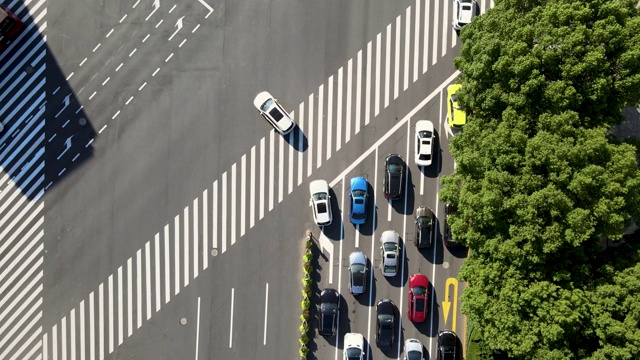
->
[384, 265, 396, 273]
[419, 154, 431, 160]
[419, 216, 432, 227]
[406, 350, 422, 360]
[352, 190, 366, 198]
[313, 192, 328, 201]
[383, 242, 397, 251]
[418, 130, 432, 138]
[321, 302, 337, 312]
[346, 348, 362, 359]
[352, 212, 365, 219]
[413, 286, 427, 296]
[316, 203, 328, 214]
[388, 164, 403, 173]
[268, 106, 284, 121]
[451, 94, 458, 102]
[260, 98, 274, 112]
[351, 263, 365, 274]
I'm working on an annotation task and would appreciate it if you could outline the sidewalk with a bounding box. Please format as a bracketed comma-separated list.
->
[611, 106, 640, 140]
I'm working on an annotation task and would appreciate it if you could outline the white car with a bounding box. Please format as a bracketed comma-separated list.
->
[403, 338, 424, 360]
[415, 120, 434, 166]
[379, 230, 400, 277]
[309, 179, 332, 226]
[452, 0, 477, 31]
[253, 91, 295, 135]
[343, 333, 365, 360]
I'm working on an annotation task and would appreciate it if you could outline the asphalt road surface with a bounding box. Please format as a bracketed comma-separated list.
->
[0, 0, 494, 358]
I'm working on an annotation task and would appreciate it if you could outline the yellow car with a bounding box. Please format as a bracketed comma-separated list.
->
[447, 84, 467, 129]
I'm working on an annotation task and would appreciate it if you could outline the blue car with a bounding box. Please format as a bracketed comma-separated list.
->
[349, 177, 368, 225]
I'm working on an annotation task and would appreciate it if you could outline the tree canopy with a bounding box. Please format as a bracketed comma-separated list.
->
[440, 0, 640, 358]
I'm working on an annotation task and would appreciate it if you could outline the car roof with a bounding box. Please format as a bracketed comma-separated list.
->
[349, 251, 367, 265]
[380, 230, 399, 245]
[309, 179, 329, 195]
[253, 91, 273, 109]
[350, 176, 367, 192]
[416, 207, 434, 218]
[458, 1, 475, 23]
[410, 273, 429, 288]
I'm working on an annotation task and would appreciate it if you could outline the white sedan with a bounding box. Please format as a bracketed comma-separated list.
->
[415, 120, 435, 166]
[253, 91, 295, 135]
[403, 338, 424, 360]
[452, 0, 478, 31]
[309, 179, 332, 226]
[343, 333, 365, 360]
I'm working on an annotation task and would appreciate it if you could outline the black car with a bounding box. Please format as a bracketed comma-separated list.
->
[443, 204, 459, 247]
[437, 329, 458, 360]
[318, 289, 340, 337]
[376, 299, 396, 349]
[415, 206, 434, 248]
[384, 154, 405, 200]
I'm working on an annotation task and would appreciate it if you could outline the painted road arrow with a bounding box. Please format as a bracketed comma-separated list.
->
[442, 277, 459, 332]
[168, 16, 184, 41]
[145, 0, 160, 21]
[197, 0, 214, 19]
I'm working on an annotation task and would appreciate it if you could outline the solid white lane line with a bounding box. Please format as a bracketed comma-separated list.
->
[260, 137, 266, 219]
[263, 283, 269, 345]
[387, 200, 393, 222]
[99, 283, 105, 358]
[118, 266, 123, 346]
[414, 0, 421, 82]
[451, 0, 457, 48]
[432, 0, 440, 65]
[346, 62, 352, 144]
[153, 233, 162, 312]
[127, 258, 132, 338]
[108, 275, 114, 354]
[80, 300, 85, 360]
[184, 207, 190, 285]
[288, 127, 294, 194]
[335, 178, 346, 359]
[269, 132, 275, 211]
[90, 292, 95, 360]
[365, 42, 372, 126]
[420, 168, 425, 195]
[394, 15, 401, 100]
[137, 249, 143, 328]
[336, 68, 343, 151]
[307, 94, 314, 176]
[442, 0, 449, 57]
[145, 242, 152, 321]
[63, 315, 68, 360]
[195, 297, 201, 360]
[222, 172, 228, 254]
[423, 0, 430, 73]
[231, 164, 237, 245]
[250, 146, 256, 228]
[229, 288, 235, 348]
[327, 77, 334, 160]
[404, 7, 411, 91]
[164, 225, 171, 304]
[375, 33, 382, 117]
[53, 325, 57, 360]
[194, 198, 200, 277]
[203, 189, 209, 270]
[174, 216, 181, 296]
[213, 181, 218, 250]
[367, 148, 379, 353]
[317, 85, 324, 168]
[355, 50, 362, 135]
[297, 105, 304, 185]
[385, 23, 392, 108]
[279, 135, 284, 203]
[241, 155, 247, 236]
[355, 227, 360, 248]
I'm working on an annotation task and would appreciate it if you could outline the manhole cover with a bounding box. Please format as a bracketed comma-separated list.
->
[442, 261, 450, 269]
[211, 249, 218, 256]
[180, 318, 188, 326]
[25, 66, 34, 74]
[78, 118, 87, 126]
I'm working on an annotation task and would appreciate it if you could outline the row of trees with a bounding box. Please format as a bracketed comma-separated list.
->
[441, 0, 640, 358]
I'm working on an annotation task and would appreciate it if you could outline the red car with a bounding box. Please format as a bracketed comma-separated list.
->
[0, 5, 25, 52]
[407, 273, 429, 323]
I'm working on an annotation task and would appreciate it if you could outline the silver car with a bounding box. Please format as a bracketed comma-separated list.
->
[253, 91, 295, 135]
[348, 251, 367, 295]
[379, 230, 400, 277]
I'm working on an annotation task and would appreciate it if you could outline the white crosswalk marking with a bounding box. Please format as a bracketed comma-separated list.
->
[37, 1, 465, 357]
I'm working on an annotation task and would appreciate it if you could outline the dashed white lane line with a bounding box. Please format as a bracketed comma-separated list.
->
[229, 288, 234, 348]
[231, 164, 237, 245]
[127, 258, 133, 337]
[164, 225, 171, 304]
[263, 283, 269, 345]
[184, 207, 190, 285]
[109, 274, 114, 352]
[154, 234, 161, 312]
[174, 216, 181, 295]
[297, 106, 304, 185]
[269, 131, 275, 211]
[259, 137, 265, 220]
[250, 146, 256, 228]
[118, 266, 124, 346]
[144, 243, 151, 321]
[99, 283, 105, 358]
[212, 181, 218, 250]
[195, 297, 201, 360]
[136, 249, 142, 327]
[278, 133, 285, 203]
[203, 189, 209, 270]
[221, 173, 227, 254]
[241, 155, 247, 236]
